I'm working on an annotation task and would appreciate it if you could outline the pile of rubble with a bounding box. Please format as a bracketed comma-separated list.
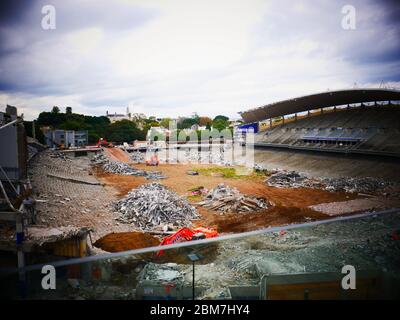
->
[129, 151, 145, 163]
[49, 151, 70, 161]
[266, 170, 319, 189]
[321, 176, 394, 193]
[197, 183, 271, 213]
[159, 149, 233, 166]
[114, 183, 200, 230]
[92, 153, 165, 180]
[139, 263, 185, 285]
[265, 169, 396, 194]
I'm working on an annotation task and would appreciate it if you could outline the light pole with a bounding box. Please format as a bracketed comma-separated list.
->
[187, 252, 203, 300]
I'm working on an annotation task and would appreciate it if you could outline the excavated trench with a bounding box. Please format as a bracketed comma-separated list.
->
[94, 231, 219, 265]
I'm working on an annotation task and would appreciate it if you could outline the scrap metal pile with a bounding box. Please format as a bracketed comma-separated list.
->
[321, 176, 394, 193]
[92, 153, 165, 180]
[265, 169, 395, 194]
[129, 151, 145, 163]
[198, 183, 271, 213]
[266, 170, 320, 189]
[114, 183, 200, 230]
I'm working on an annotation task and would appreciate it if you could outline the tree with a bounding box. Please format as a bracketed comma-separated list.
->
[213, 115, 229, 122]
[212, 119, 229, 131]
[177, 116, 199, 129]
[106, 119, 146, 143]
[66, 106, 72, 114]
[36, 108, 111, 144]
[23, 121, 45, 144]
[212, 115, 229, 131]
[199, 116, 212, 126]
[159, 118, 172, 129]
[51, 106, 60, 114]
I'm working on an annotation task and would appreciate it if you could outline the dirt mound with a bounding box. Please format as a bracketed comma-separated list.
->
[105, 148, 131, 163]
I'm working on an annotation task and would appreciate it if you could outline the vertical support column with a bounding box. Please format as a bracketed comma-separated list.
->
[32, 120, 36, 140]
[294, 113, 297, 122]
[16, 210, 26, 298]
[192, 261, 195, 300]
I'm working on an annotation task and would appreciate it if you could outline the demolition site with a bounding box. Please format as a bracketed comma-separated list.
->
[1, 88, 400, 299]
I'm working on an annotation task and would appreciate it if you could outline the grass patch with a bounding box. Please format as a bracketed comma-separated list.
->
[187, 194, 202, 201]
[194, 166, 267, 180]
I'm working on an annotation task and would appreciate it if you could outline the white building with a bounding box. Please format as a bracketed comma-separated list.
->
[106, 107, 146, 125]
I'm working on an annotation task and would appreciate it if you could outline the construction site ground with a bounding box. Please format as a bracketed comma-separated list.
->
[28, 210, 400, 300]
[4, 147, 399, 299]
[20, 148, 399, 252]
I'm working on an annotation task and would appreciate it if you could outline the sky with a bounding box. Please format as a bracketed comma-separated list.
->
[0, 0, 399, 120]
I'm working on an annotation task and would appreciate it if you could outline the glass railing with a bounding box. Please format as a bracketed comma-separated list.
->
[1, 209, 399, 300]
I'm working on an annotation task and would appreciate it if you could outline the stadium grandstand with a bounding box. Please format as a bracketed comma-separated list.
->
[238, 88, 400, 157]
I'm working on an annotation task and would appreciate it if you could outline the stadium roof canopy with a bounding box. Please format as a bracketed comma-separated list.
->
[239, 88, 400, 123]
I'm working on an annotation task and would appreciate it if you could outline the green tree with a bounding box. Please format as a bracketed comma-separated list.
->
[212, 118, 229, 131]
[159, 117, 172, 129]
[52, 106, 60, 114]
[23, 121, 45, 144]
[106, 119, 146, 143]
[213, 115, 229, 122]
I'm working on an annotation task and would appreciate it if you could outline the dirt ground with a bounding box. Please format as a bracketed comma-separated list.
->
[94, 161, 358, 235]
[94, 232, 159, 252]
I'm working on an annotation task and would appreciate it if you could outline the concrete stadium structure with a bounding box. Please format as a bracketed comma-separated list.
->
[239, 88, 400, 157]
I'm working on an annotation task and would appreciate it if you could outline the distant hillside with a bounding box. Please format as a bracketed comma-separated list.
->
[36, 107, 146, 144]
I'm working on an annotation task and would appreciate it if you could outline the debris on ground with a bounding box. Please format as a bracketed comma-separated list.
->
[321, 176, 394, 193]
[266, 169, 397, 194]
[308, 198, 400, 216]
[197, 183, 271, 213]
[266, 170, 319, 189]
[114, 183, 200, 231]
[189, 186, 208, 196]
[92, 153, 166, 180]
[139, 263, 185, 285]
[26, 226, 91, 245]
[129, 151, 145, 163]
[49, 151, 70, 161]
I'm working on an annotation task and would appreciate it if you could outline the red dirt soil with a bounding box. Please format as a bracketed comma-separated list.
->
[94, 231, 159, 252]
[94, 230, 218, 264]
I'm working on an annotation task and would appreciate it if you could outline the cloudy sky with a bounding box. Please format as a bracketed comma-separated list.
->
[0, 0, 399, 120]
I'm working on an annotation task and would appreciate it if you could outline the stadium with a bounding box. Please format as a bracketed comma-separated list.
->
[236, 88, 400, 180]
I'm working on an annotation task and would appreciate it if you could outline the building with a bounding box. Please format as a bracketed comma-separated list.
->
[106, 107, 146, 126]
[0, 105, 27, 181]
[44, 129, 89, 148]
[239, 88, 400, 157]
